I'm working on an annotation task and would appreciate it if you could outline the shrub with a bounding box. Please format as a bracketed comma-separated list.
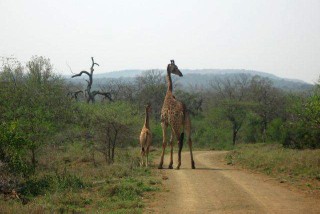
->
[0, 122, 33, 176]
[21, 173, 86, 197]
[283, 92, 320, 149]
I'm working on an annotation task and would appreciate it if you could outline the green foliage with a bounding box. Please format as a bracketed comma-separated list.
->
[0, 144, 158, 213]
[1, 54, 320, 213]
[174, 89, 203, 116]
[283, 90, 320, 149]
[106, 178, 157, 201]
[0, 56, 75, 167]
[267, 118, 286, 142]
[135, 70, 166, 120]
[107, 180, 142, 201]
[192, 112, 233, 150]
[0, 122, 33, 176]
[242, 113, 261, 143]
[21, 173, 86, 197]
[227, 144, 320, 184]
[198, 100, 254, 147]
[76, 101, 140, 163]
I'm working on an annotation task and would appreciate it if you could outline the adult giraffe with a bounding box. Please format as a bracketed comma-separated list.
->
[158, 60, 195, 170]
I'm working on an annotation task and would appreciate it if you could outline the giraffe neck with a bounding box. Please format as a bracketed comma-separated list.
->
[144, 108, 150, 129]
[166, 70, 173, 92]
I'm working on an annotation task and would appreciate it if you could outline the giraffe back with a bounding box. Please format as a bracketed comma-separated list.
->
[161, 92, 185, 134]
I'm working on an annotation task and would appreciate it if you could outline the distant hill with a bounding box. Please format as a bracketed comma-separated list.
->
[66, 69, 313, 91]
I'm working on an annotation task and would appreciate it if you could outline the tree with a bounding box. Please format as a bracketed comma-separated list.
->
[174, 90, 203, 116]
[0, 56, 75, 168]
[223, 101, 248, 145]
[135, 70, 166, 120]
[249, 76, 285, 142]
[284, 81, 320, 149]
[78, 101, 139, 164]
[209, 74, 251, 145]
[101, 79, 136, 103]
[71, 57, 112, 103]
[0, 57, 25, 122]
[0, 122, 33, 176]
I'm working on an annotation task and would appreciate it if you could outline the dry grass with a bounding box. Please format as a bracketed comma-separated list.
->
[0, 143, 161, 213]
[226, 143, 320, 194]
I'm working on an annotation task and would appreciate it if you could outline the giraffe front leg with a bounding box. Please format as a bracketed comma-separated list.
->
[176, 132, 184, 170]
[168, 133, 174, 169]
[146, 146, 149, 167]
[158, 122, 167, 169]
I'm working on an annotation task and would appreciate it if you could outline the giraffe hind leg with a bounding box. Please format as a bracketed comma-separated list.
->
[176, 132, 184, 170]
[188, 138, 195, 169]
[146, 146, 149, 167]
[168, 133, 174, 169]
[140, 147, 145, 167]
[185, 112, 195, 169]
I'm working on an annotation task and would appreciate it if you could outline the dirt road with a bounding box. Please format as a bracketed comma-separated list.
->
[146, 151, 320, 213]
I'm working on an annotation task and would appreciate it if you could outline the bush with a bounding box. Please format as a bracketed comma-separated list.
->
[77, 102, 140, 164]
[242, 113, 262, 143]
[283, 92, 320, 149]
[192, 112, 233, 150]
[0, 122, 33, 176]
[21, 173, 86, 197]
[0, 56, 76, 168]
[267, 118, 286, 143]
[227, 143, 320, 182]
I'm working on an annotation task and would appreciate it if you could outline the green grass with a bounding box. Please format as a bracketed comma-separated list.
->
[226, 143, 320, 191]
[0, 143, 161, 213]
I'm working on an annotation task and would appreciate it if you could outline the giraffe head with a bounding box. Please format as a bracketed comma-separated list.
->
[167, 60, 183, 77]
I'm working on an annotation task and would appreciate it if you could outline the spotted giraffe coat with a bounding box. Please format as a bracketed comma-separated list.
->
[161, 91, 186, 136]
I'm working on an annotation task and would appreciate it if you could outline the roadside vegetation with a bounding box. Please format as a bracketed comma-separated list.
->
[0, 142, 161, 213]
[226, 144, 320, 194]
[0, 55, 319, 211]
[0, 57, 160, 213]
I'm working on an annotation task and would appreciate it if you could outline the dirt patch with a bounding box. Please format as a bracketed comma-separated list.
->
[145, 151, 320, 213]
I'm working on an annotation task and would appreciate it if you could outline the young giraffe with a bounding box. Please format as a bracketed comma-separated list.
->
[158, 60, 195, 170]
[139, 103, 152, 167]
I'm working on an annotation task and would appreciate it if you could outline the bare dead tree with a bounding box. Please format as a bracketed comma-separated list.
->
[71, 57, 112, 103]
[91, 90, 112, 102]
[67, 90, 84, 101]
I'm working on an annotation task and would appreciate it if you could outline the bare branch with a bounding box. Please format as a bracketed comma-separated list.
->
[90, 57, 99, 74]
[92, 90, 113, 102]
[71, 70, 91, 78]
[70, 57, 112, 103]
[66, 61, 76, 75]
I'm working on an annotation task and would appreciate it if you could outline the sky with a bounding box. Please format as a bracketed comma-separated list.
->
[0, 0, 319, 83]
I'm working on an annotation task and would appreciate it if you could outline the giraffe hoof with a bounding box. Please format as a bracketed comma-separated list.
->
[158, 165, 163, 169]
[192, 161, 196, 169]
[175, 167, 180, 170]
[168, 165, 173, 169]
